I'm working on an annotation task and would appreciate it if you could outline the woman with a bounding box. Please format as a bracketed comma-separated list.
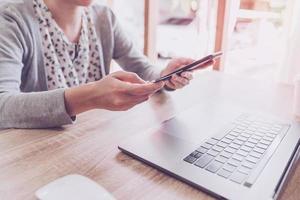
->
[0, 0, 209, 129]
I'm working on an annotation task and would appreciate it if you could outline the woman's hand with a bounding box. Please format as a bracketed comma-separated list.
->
[64, 71, 164, 116]
[160, 57, 213, 90]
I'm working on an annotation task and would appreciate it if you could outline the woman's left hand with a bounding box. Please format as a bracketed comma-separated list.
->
[160, 57, 213, 90]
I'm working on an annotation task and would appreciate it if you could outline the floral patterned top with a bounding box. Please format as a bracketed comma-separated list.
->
[33, 0, 104, 90]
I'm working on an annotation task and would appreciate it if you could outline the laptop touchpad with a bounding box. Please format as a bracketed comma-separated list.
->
[158, 105, 239, 143]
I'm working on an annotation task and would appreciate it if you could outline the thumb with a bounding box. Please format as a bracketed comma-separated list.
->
[112, 71, 146, 84]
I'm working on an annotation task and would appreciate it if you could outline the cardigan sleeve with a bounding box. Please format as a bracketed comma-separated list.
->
[0, 7, 74, 129]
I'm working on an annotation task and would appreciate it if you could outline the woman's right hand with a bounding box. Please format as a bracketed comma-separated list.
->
[64, 71, 164, 116]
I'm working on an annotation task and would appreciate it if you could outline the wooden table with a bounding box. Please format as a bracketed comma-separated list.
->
[0, 71, 299, 200]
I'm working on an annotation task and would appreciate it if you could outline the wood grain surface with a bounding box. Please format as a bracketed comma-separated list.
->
[0, 71, 299, 200]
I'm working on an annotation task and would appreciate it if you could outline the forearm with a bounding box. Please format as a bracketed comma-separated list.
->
[0, 89, 74, 129]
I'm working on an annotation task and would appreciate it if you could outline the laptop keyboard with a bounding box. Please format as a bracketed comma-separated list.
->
[183, 114, 290, 187]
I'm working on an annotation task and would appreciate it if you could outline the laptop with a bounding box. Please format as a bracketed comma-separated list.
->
[118, 103, 300, 200]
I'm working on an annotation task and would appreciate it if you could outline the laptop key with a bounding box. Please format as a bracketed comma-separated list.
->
[228, 158, 241, 167]
[184, 155, 197, 164]
[207, 149, 219, 157]
[194, 154, 214, 168]
[229, 143, 240, 150]
[202, 143, 213, 149]
[260, 139, 272, 146]
[206, 160, 223, 173]
[238, 166, 251, 175]
[249, 151, 262, 159]
[233, 128, 243, 133]
[221, 138, 232, 144]
[244, 130, 255, 135]
[266, 133, 276, 138]
[237, 135, 248, 141]
[224, 147, 236, 154]
[207, 138, 219, 145]
[242, 160, 256, 169]
[225, 134, 235, 140]
[253, 131, 264, 137]
[233, 139, 244, 146]
[253, 147, 265, 154]
[232, 154, 244, 162]
[263, 136, 274, 142]
[190, 151, 198, 157]
[257, 129, 268, 134]
[194, 152, 203, 159]
[246, 155, 260, 164]
[220, 151, 233, 159]
[248, 138, 259, 144]
[217, 169, 232, 178]
[197, 146, 208, 154]
[236, 149, 248, 157]
[269, 130, 279, 135]
[229, 131, 240, 137]
[241, 145, 252, 152]
[260, 126, 270, 131]
[230, 171, 248, 184]
[212, 145, 224, 152]
[217, 141, 228, 148]
[240, 133, 251, 138]
[215, 155, 228, 163]
[256, 143, 269, 150]
[244, 142, 255, 148]
[223, 163, 236, 172]
[251, 135, 262, 141]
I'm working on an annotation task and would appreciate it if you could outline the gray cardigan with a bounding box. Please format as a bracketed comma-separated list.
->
[0, 0, 161, 129]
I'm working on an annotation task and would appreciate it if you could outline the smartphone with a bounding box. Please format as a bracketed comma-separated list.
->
[153, 51, 223, 83]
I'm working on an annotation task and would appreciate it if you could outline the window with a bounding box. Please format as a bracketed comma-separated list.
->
[223, 0, 290, 79]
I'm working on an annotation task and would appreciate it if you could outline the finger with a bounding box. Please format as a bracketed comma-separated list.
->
[180, 72, 193, 81]
[170, 79, 184, 89]
[175, 57, 195, 65]
[165, 80, 176, 90]
[172, 74, 189, 86]
[112, 71, 146, 84]
[126, 81, 164, 96]
[169, 75, 187, 89]
[167, 57, 195, 70]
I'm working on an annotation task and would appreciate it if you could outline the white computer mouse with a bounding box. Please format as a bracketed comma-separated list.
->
[35, 174, 115, 200]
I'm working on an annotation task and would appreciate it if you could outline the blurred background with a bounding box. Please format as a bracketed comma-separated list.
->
[108, 0, 300, 84]
[1, 0, 299, 83]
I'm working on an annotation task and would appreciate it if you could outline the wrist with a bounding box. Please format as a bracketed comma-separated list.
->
[64, 82, 97, 116]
